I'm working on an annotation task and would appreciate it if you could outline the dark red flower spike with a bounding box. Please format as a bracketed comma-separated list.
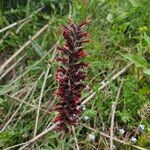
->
[54, 18, 91, 131]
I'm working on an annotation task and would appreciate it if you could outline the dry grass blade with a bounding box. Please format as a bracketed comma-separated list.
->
[83, 124, 148, 150]
[16, 19, 31, 33]
[81, 63, 133, 105]
[72, 126, 80, 150]
[8, 41, 58, 86]
[33, 64, 51, 137]
[0, 5, 44, 34]
[18, 123, 58, 150]
[5, 63, 133, 150]
[0, 23, 49, 75]
[4, 123, 58, 150]
[0, 54, 26, 81]
[110, 80, 123, 150]
[0, 86, 34, 133]
[5, 95, 51, 114]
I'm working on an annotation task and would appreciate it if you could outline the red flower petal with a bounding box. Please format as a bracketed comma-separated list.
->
[78, 18, 91, 28]
[56, 57, 68, 63]
[78, 32, 89, 37]
[54, 19, 90, 131]
[76, 50, 87, 58]
[57, 45, 68, 53]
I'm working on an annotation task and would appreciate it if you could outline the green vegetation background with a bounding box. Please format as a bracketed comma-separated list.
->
[0, 0, 150, 149]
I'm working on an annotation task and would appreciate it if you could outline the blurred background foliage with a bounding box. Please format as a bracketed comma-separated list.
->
[0, 0, 150, 149]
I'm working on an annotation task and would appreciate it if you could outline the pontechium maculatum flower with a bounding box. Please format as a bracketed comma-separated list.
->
[54, 18, 91, 131]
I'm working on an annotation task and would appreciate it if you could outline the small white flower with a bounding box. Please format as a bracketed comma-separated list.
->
[73, 114, 76, 117]
[101, 81, 105, 86]
[84, 116, 90, 121]
[131, 137, 137, 143]
[87, 134, 96, 142]
[119, 128, 125, 135]
[139, 124, 145, 131]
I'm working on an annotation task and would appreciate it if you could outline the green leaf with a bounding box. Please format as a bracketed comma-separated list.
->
[124, 54, 148, 68]
[30, 37, 47, 58]
[84, 110, 97, 118]
[114, 12, 129, 22]
[128, 0, 139, 7]
[119, 111, 132, 123]
[143, 33, 150, 51]
[28, 66, 42, 71]
[143, 69, 150, 75]
[106, 13, 113, 23]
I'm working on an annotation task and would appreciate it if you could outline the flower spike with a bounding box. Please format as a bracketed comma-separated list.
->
[54, 18, 91, 131]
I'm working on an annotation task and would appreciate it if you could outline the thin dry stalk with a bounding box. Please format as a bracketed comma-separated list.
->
[0, 106, 21, 133]
[6, 95, 51, 114]
[102, 131, 147, 150]
[5, 63, 132, 150]
[83, 124, 148, 150]
[0, 19, 28, 33]
[0, 87, 34, 133]
[34, 65, 50, 137]
[0, 5, 44, 33]
[11, 71, 44, 97]
[9, 41, 58, 86]
[34, 45, 57, 124]
[0, 31, 9, 44]
[4, 123, 58, 150]
[28, 72, 45, 103]
[0, 23, 49, 75]
[81, 63, 132, 105]
[72, 126, 80, 150]
[0, 54, 26, 81]
[18, 123, 58, 150]
[110, 80, 123, 150]
[16, 19, 32, 33]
